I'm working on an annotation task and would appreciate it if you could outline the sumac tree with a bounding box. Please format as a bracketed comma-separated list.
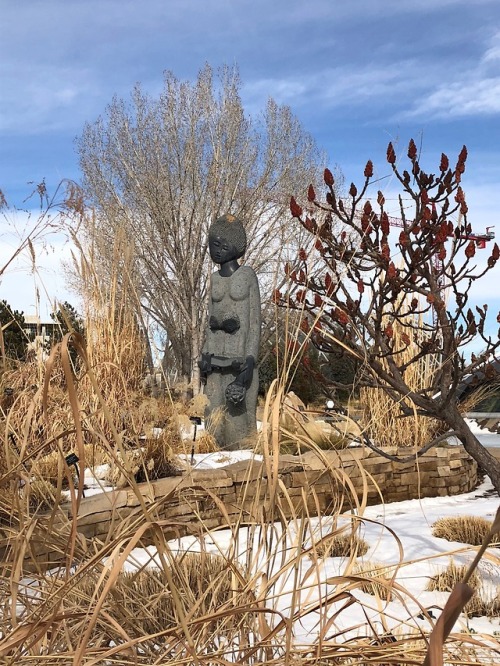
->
[282, 140, 500, 493]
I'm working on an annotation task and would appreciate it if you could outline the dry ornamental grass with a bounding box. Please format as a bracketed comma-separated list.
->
[427, 561, 481, 593]
[352, 561, 396, 602]
[465, 587, 500, 618]
[314, 531, 369, 559]
[44, 552, 259, 649]
[359, 308, 444, 450]
[431, 515, 496, 546]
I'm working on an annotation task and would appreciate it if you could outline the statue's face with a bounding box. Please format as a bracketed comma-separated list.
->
[209, 234, 239, 265]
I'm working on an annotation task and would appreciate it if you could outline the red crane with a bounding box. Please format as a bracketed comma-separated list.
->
[457, 226, 495, 248]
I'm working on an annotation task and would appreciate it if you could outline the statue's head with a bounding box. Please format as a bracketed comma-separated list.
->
[208, 214, 247, 264]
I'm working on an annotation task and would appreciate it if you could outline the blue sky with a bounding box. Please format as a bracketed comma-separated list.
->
[1, 0, 500, 323]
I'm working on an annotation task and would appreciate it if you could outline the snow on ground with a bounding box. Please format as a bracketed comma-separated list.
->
[178, 449, 263, 469]
[119, 477, 499, 645]
[78, 465, 114, 498]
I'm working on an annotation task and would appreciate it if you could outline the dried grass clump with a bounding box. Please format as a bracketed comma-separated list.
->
[204, 405, 226, 439]
[318, 628, 426, 666]
[352, 561, 395, 601]
[0, 484, 18, 526]
[134, 395, 177, 432]
[426, 560, 481, 593]
[431, 515, 494, 545]
[277, 392, 355, 453]
[195, 431, 219, 454]
[138, 432, 182, 481]
[105, 449, 144, 488]
[24, 478, 61, 513]
[359, 310, 443, 449]
[297, 419, 350, 451]
[465, 587, 500, 618]
[315, 532, 369, 559]
[427, 565, 500, 620]
[82, 441, 109, 467]
[104, 446, 180, 487]
[187, 392, 209, 419]
[52, 552, 258, 650]
[0, 359, 85, 461]
[30, 451, 69, 486]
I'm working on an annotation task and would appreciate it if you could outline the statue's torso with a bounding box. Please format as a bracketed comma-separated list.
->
[208, 266, 256, 358]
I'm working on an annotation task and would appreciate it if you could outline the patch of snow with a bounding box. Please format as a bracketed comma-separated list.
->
[121, 475, 500, 643]
[178, 449, 263, 469]
[80, 465, 114, 497]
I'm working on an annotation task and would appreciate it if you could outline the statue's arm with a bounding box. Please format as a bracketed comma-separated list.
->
[231, 270, 261, 389]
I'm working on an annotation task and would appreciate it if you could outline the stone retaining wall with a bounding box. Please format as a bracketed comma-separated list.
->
[19, 444, 477, 568]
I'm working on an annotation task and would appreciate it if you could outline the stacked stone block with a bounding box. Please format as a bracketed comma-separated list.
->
[2, 445, 477, 571]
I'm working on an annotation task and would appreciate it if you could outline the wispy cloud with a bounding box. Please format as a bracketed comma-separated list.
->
[402, 30, 500, 120]
[246, 42, 500, 124]
[3, 0, 500, 137]
[407, 79, 500, 120]
[482, 31, 500, 63]
[243, 61, 419, 116]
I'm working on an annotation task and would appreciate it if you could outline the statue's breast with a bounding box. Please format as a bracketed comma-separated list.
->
[211, 278, 226, 302]
[229, 272, 251, 301]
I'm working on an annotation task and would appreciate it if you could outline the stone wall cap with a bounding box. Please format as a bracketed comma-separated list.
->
[72, 488, 129, 518]
[188, 469, 230, 481]
[224, 459, 272, 483]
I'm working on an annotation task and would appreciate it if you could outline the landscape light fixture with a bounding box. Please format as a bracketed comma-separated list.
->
[65, 452, 85, 497]
[189, 416, 202, 465]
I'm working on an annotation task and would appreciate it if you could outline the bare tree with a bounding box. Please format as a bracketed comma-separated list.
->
[77, 64, 326, 390]
[284, 140, 500, 493]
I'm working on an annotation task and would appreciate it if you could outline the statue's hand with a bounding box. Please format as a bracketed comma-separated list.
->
[231, 358, 244, 372]
[225, 381, 246, 405]
[240, 355, 255, 388]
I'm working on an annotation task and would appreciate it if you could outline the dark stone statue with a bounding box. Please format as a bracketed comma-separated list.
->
[199, 214, 261, 449]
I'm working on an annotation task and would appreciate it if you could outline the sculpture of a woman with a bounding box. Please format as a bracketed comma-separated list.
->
[199, 214, 261, 449]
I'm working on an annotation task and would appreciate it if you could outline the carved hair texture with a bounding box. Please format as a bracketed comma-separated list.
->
[209, 214, 247, 257]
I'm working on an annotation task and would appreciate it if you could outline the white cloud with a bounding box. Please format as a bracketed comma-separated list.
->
[243, 61, 418, 115]
[482, 31, 500, 63]
[244, 46, 500, 124]
[244, 23, 500, 124]
[401, 29, 500, 120]
[406, 78, 500, 120]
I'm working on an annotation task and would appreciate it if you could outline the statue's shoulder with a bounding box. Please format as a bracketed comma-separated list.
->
[238, 265, 258, 281]
[210, 269, 223, 283]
